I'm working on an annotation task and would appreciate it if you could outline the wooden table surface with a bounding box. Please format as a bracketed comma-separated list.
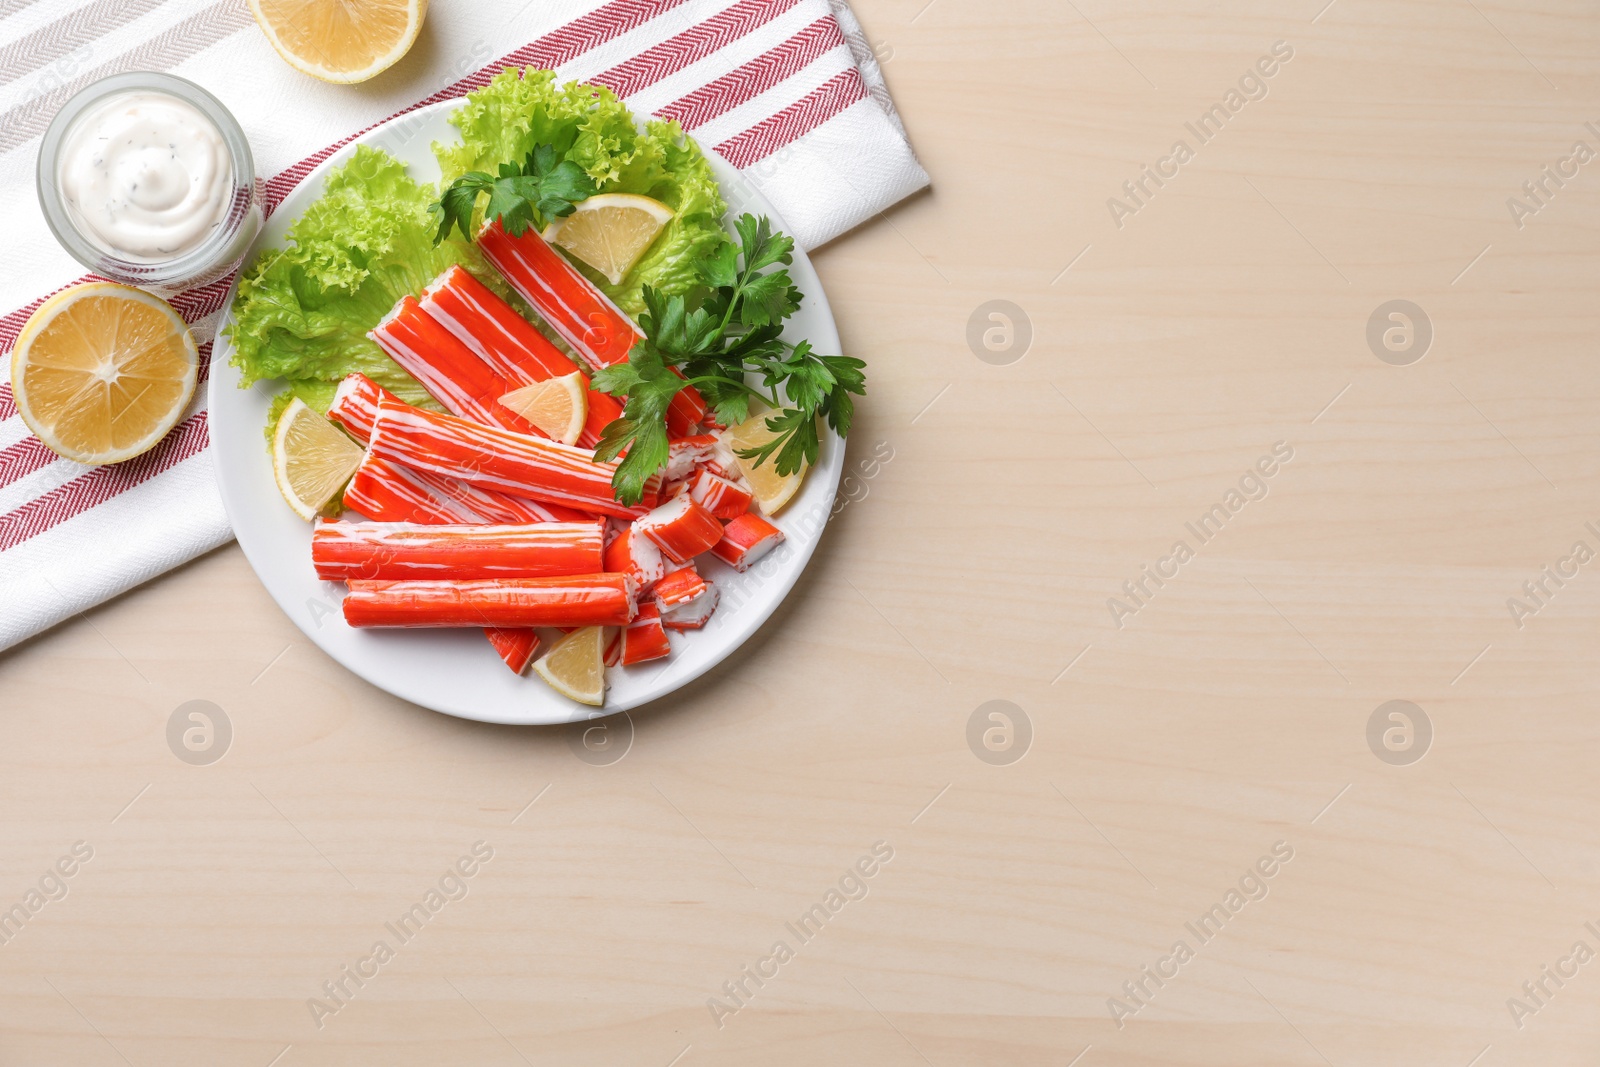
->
[6, 0, 1600, 1063]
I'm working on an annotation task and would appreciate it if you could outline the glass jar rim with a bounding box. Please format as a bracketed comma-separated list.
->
[36, 71, 257, 287]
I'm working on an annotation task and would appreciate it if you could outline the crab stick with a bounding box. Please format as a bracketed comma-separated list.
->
[689, 468, 753, 520]
[486, 629, 540, 675]
[477, 219, 707, 435]
[340, 459, 551, 673]
[710, 513, 786, 572]
[335, 430, 555, 674]
[368, 399, 651, 520]
[665, 434, 719, 482]
[343, 574, 634, 629]
[312, 520, 605, 582]
[327, 372, 389, 442]
[603, 523, 666, 593]
[419, 265, 623, 448]
[652, 565, 709, 612]
[370, 296, 542, 436]
[345, 453, 478, 525]
[662, 582, 718, 631]
[621, 602, 671, 665]
[331, 376, 586, 524]
[636, 492, 723, 563]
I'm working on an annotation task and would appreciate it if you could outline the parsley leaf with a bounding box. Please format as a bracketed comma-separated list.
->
[591, 214, 867, 503]
[431, 144, 597, 245]
[591, 339, 685, 505]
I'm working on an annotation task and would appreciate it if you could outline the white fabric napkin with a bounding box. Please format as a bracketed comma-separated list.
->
[0, 0, 929, 653]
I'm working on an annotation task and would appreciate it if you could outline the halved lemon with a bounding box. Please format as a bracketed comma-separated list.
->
[272, 398, 364, 521]
[11, 282, 197, 465]
[533, 626, 607, 706]
[727, 412, 807, 516]
[499, 372, 588, 446]
[545, 194, 675, 286]
[248, 0, 427, 84]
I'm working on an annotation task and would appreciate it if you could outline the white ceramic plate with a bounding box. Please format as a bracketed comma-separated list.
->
[209, 100, 843, 726]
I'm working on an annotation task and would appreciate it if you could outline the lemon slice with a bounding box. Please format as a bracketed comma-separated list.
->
[11, 282, 197, 465]
[727, 412, 807, 516]
[248, 0, 427, 84]
[533, 626, 607, 706]
[545, 194, 675, 286]
[499, 372, 588, 446]
[272, 398, 364, 521]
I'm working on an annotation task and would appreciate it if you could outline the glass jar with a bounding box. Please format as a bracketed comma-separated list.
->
[36, 71, 262, 293]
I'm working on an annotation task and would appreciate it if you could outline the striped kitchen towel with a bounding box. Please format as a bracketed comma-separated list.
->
[0, 0, 929, 653]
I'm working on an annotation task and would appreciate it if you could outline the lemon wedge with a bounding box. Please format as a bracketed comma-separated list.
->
[499, 372, 588, 446]
[248, 0, 427, 84]
[727, 412, 807, 516]
[545, 194, 674, 286]
[11, 282, 197, 465]
[533, 626, 607, 706]
[272, 398, 363, 521]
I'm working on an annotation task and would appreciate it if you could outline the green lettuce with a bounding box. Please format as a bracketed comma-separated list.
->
[232, 69, 732, 448]
[434, 68, 731, 316]
[228, 145, 512, 406]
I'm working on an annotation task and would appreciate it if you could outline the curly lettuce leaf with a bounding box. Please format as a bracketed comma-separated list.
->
[433, 68, 731, 315]
[227, 145, 512, 407]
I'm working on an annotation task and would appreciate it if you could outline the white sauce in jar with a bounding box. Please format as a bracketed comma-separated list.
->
[56, 90, 233, 263]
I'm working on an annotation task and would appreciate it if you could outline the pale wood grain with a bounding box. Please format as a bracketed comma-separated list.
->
[7, 0, 1600, 1062]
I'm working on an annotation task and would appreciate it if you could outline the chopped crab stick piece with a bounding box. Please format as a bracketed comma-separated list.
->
[621, 602, 671, 665]
[477, 219, 707, 435]
[662, 582, 718, 631]
[343, 574, 634, 629]
[710, 513, 786, 572]
[689, 468, 754, 520]
[370, 296, 542, 436]
[312, 520, 605, 582]
[653, 564, 709, 612]
[419, 265, 623, 448]
[603, 523, 666, 593]
[636, 492, 723, 563]
[329, 375, 585, 524]
[665, 434, 719, 482]
[486, 628, 540, 674]
[369, 399, 651, 520]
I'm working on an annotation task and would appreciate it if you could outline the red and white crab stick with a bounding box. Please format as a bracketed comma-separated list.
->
[312, 520, 604, 582]
[368, 399, 653, 520]
[343, 574, 634, 629]
[419, 265, 622, 449]
[476, 219, 707, 435]
[337, 457, 542, 674]
[710, 513, 785, 572]
[330, 374, 585, 524]
[621, 601, 671, 665]
[369, 296, 542, 436]
[345, 454, 471, 525]
[688, 468, 753, 520]
[636, 492, 723, 562]
[653, 565, 709, 611]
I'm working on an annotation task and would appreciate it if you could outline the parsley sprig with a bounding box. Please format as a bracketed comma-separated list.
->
[431, 144, 596, 244]
[591, 214, 866, 505]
